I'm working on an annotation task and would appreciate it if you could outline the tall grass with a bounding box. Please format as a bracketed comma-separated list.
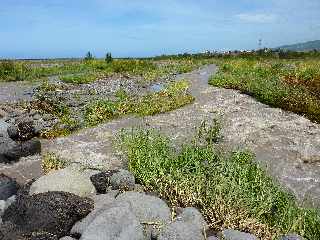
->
[119, 123, 320, 240]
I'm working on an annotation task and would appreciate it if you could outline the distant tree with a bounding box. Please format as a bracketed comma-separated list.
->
[105, 52, 113, 63]
[84, 51, 94, 61]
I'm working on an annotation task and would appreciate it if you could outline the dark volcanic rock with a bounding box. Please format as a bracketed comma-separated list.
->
[1, 191, 94, 238]
[7, 118, 36, 142]
[90, 170, 118, 194]
[0, 138, 41, 163]
[0, 174, 19, 200]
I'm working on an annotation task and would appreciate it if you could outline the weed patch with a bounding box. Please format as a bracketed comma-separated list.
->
[85, 80, 194, 126]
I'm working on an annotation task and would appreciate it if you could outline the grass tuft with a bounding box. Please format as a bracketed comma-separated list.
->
[42, 153, 68, 174]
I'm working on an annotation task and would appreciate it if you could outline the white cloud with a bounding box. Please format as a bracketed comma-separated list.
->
[236, 13, 277, 23]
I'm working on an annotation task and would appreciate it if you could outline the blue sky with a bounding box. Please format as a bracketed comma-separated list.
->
[1, 0, 320, 58]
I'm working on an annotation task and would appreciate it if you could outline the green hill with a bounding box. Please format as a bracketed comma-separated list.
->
[276, 40, 320, 52]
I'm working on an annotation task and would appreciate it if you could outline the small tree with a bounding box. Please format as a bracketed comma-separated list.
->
[105, 52, 113, 63]
[84, 51, 94, 61]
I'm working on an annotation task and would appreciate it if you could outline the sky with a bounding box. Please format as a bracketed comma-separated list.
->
[1, 0, 320, 58]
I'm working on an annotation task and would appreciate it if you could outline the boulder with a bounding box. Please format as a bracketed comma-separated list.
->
[116, 191, 171, 224]
[90, 170, 118, 194]
[71, 193, 117, 235]
[110, 169, 135, 191]
[221, 229, 257, 240]
[116, 191, 171, 239]
[59, 237, 77, 240]
[7, 118, 36, 141]
[1, 191, 93, 238]
[0, 174, 19, 200]
[207, 236, 219, 240]
[29, 167, 96, 197]
[0, 138, 41, 163]
[0, 195, 16, 216]
[80, 201, 144, 240]
[176, 207, 207, 230]
[158, 221, 205, 240]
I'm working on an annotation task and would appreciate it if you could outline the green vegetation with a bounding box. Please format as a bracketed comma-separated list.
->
[209, 59, 320, 123]
[85, 80, 194, 126]
[0, 60, 30, 81]
[105, 52, 113, 63]
[60, 72, 102, 84]
[42, 153, 68, 174]
[119, 122, 320, 240]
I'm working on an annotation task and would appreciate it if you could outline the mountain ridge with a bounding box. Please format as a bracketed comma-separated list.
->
[276, 40, 320, 51]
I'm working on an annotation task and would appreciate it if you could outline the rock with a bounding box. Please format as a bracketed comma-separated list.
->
[71, 193, 117, 235]
[0, 174, 19, 200]
[176, 207, 207, 230]
[60, 237, 76, 240]
[207, 236, 219, 240]
[116, 191, 171, 239]
[0, 195, 16, 216]
[29, 167, 96, 197]
[7, 118, 36, 141]
[158, 221, 205, 240]
[116, 191, 171, 223]
[0, 200, 5, 216]
[221, 229, 257, 240]
[80, 201, 144, 240]
[90, 170, 118, 194]
[1, 191, 93, 238]
[110, 169, 135, 191]
[280, 234, 305, 240]
[0, 138, 41, 163]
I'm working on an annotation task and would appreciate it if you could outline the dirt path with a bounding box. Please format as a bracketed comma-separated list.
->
[2, 65, 320, 208]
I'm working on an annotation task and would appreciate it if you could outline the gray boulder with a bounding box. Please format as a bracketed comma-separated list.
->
[29, 167, 96, 197]
[116, 191, 171, 223]
[60, 237, 77, 240]
[71, 193, 117, 235]
[116, 191, 171, 239]
[0, 174, 19, 200]
[158, 221, 205, 240]
[0, 195, 16, 216]
[80, 201, 144, 240]
[222, 229, 257, 240]
[176, 207, 207, 230]
[207, 236, 219, 240]
[110, 169, 135, 191]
